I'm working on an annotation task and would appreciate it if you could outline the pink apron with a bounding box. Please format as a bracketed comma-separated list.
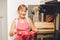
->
[14, 18, 31, 40]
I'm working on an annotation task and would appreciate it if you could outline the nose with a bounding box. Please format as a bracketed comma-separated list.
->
[22, 12, 25, 14]
[22, 12, 26, 15]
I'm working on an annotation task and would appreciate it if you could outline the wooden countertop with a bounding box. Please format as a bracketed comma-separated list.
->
[34, 22, 55, 33]
[34, 22, 54, 29]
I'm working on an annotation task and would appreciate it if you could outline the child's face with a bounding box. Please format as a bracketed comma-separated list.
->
[19, 7, 27, 18]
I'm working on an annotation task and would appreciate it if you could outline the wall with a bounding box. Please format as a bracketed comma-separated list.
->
[58, 0, 60, 1]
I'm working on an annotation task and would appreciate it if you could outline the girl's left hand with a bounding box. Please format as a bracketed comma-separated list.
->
[32, 28, 37, 33]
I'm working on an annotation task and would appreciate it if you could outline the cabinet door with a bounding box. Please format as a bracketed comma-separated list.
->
[0, 17, 2, 40]
[0, 0, 7, 40]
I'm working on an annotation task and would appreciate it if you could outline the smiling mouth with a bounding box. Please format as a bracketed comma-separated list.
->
[22, 14, 26, 16]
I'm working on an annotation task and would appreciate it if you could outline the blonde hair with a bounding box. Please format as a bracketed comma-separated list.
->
[17, 4, 28, 12]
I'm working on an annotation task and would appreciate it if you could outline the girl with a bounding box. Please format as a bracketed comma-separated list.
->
[9, 4, 37, 40]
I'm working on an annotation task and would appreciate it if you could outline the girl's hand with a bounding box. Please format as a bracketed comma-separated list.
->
[9, 31, 15, 37]
[32, 28, 37, 33]
[30, 31, 35, 37]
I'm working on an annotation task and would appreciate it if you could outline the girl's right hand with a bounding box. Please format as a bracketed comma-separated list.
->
[9, 30, 16, 37]
[9, 32, 14, 37]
